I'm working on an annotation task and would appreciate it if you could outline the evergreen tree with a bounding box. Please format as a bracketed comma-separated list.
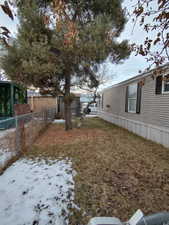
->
[1, 0, 130, 130]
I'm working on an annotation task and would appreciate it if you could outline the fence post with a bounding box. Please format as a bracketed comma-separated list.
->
[15, 115, 25, 154]
[15, 116, 21, 154]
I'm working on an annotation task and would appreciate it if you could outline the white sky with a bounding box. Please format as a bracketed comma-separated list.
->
[103, 0, 155, 87]
[0, 0, 156, 88]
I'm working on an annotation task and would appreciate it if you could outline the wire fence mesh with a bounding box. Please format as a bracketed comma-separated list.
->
[0, 108, 56, 171]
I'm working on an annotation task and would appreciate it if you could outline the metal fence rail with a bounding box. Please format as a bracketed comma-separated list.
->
[0, 108, 56, 170]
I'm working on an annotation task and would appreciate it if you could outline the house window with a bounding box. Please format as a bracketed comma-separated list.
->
[128, 83, 137, 113]
[162, 74, 169, 93]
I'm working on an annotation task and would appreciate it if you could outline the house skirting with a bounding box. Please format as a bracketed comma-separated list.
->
[98, 111, 169, 148]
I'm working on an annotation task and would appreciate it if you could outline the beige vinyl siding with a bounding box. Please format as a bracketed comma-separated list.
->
[102, 74, 169, 129]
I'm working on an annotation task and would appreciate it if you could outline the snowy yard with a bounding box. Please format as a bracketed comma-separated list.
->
[2, 117, 169, 225]
[0, 158, 75, 225]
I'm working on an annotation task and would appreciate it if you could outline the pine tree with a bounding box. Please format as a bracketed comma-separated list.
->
[1, 0, 130, 130]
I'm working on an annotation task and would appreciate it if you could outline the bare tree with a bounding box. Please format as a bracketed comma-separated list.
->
[130, 0, 169, 68]
[77, 64, 114, 114]
[0, 1, 14, 46]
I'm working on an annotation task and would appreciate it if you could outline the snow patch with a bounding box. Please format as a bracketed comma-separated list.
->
[86, 114, 98, 118]
[0, 149, 16, 168]
[53, 119, 65, 124]
[0, 158, 75, 225]
[0, 128, 15, 139]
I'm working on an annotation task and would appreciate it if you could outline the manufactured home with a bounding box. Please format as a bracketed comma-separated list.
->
[98, 63, 169, 148]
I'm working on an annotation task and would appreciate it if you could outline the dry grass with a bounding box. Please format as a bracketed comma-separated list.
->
[25, 118, 169, 225]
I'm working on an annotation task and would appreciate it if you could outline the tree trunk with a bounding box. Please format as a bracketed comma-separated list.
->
[64, 74, 72, 130]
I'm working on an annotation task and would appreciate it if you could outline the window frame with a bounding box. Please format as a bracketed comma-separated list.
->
[162, 74, 169, 94]
[127, 83, 137, 113]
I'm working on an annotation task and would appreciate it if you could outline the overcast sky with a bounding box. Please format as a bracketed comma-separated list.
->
[103, 0, 154, 87]
[0, 0, 154, 87]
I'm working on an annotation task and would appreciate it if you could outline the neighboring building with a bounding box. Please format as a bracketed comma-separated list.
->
[57, 95, 81, 118]
[0, 81, 28, 120]
[0, 81, 29, 129]
[27, 90, 57, 112]
[27, 89, 81, 117]
[99, 63, 169, 148]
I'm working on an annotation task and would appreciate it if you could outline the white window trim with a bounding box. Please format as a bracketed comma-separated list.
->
[128, 83, 137, 113]
[162, 74, 169, 94]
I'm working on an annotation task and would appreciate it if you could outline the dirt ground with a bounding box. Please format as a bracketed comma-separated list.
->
[26, 118, 169, 225]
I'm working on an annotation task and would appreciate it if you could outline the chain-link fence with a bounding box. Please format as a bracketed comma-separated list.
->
[0, 108, 56, 171]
